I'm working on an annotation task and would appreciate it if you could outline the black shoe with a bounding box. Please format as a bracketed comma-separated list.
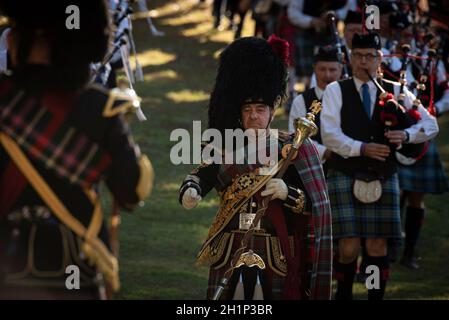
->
[355, 272, 367, 283]
[399, 255, 420, 269]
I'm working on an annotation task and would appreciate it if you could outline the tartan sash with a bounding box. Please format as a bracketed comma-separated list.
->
[0, 87, 111, 189]
[292, 138, 333, 299]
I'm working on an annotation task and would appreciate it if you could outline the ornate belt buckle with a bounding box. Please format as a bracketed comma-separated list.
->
[239, 213, 261, 231]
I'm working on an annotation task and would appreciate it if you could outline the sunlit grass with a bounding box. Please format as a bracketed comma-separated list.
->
[114, 0, 449, 300]
[166, 89, 209, 103]
[144, 69, 179, 82]
[135, 49, 177, 68]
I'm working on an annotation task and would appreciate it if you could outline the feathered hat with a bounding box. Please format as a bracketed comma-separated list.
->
[208, 36, 289, 134]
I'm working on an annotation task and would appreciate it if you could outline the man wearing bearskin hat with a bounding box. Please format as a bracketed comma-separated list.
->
[321, 32, 438, 300]
[179, 36, 333, 300]
[0, 0, 154, 299]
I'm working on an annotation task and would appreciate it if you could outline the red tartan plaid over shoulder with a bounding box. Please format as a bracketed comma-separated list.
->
[293, 137, 333, 300]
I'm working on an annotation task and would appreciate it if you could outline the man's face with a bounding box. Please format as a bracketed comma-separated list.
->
[240, 103, 272, 131]
[351, 48, 381, 77]
[344, 23, 363, 49]
[314, 61, 342, 89]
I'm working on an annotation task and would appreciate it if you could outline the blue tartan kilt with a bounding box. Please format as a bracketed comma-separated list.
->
[294, 30, 332, 77]
[294, 30, 315, 77]
[326, 169, 402, 240]
[398, 140, 449, 194]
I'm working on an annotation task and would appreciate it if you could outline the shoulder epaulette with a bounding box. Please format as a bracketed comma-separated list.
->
[85, 83, 141, 118]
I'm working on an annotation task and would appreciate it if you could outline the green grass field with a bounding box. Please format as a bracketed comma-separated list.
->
[114, 0, 449, 299]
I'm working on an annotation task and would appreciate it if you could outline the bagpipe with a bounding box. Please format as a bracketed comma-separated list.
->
[326, 11, 350, 79]
[91, 0, 145, 88]
[92, 1, 151, 268]
[365, 69, 429, 166]
[381, 2, 448, 118]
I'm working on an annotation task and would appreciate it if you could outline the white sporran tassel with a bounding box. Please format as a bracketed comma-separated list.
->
[232, 272, 244, 300]
[135, 59, 144, 82]
[128, 19, 144, 83]
[120, 44, 135, 85]
[135, 106, 147, 122]
[252, 272, 264, 300]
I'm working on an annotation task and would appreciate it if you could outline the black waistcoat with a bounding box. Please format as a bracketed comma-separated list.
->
[327, 78, 397, 179]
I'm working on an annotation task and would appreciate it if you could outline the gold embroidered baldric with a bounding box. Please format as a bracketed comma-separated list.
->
[284, 186, 306, 214]
[196, 160, 285, 265]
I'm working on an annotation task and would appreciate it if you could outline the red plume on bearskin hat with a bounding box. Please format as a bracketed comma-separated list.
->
[267, 35, 290, 65]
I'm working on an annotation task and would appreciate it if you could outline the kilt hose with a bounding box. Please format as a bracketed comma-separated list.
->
[326, 169, 402, 240]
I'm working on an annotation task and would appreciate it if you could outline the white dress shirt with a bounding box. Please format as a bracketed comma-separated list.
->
[320, 77, 439, 159]
[289, 86, 328, 161]
[288, 0, 356, 29]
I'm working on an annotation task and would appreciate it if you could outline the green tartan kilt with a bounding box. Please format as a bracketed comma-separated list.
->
[326, 169, 402, 240]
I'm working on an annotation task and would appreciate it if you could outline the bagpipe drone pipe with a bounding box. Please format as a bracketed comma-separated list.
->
[365, 69, 429, 165]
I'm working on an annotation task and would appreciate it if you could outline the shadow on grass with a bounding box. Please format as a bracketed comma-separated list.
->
[114, 0, 449, 300]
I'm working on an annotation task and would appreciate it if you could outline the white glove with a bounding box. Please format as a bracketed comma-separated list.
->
[182, 187, 202, 209]
[260, 178, 288, 201]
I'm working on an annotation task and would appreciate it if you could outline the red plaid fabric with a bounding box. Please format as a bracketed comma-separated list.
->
[292, 137, 333, 300]
[207, 135, 333, 299]
[0, 79, 111, 189]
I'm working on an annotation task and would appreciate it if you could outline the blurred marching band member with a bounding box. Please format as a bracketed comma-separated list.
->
[0, 0, 153, 299]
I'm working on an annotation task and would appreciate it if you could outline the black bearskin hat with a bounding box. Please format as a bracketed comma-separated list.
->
[314, 45, 340, 63]
[0, 0, 111, 88]
[352, 32, 382, 50]
[389, 11, 412, 30]
[344, 10, 363, 25]
[208, 36, 288, 134]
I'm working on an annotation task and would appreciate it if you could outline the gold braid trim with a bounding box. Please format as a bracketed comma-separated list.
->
[101, 88, 140, 118]
[196, 159, 285, 266]
[136, 155, 154, 201]
[267, 237, 287, 276]
[0, 133, 120, 292]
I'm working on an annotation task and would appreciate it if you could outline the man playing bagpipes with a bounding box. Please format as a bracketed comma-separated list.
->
[179, 36, 333, 300]
[0, 0, 154, 299]
[320, 32, 438, 300]
[289, 46, 342, 164]
[379, 6, 449, 269]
